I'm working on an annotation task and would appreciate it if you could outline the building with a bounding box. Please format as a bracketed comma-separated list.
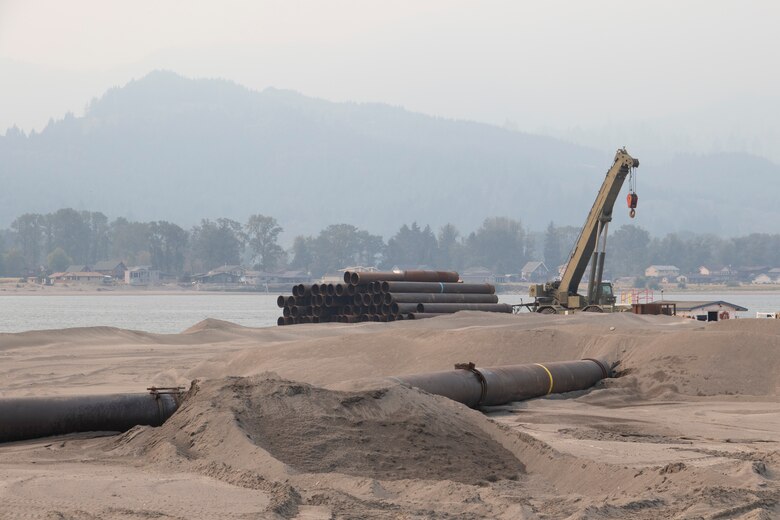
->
[192, 271, 242, 284]
[644, 265, 680, 280]
[124, 266, 161, 286]
[92, 260, 127, 280]
[460, 267, 496, 284]
[65, 264, 91, 273]
[521, 261, 549, 282]
[752, 273, 779, 285]
[664, 300, 747, 321]
[208, 265, 246, 277]
[51, 271, 108, 284]
[733, 266, 772, 282]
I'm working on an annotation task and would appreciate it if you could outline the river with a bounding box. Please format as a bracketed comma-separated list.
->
[1, 291, 778, 334]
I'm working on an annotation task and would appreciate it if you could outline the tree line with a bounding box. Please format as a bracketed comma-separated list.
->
[544, 223, 780, 278]
[0, 208, 778, 279]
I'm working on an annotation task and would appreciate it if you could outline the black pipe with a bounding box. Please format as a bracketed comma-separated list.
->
[345, 270, 460, 285]
[381, 282, 495, 294]
[390, 293, 499, 304]
[0, 393, 179, 444]
[392, 359, 609, 408]
[0, 358, 609, 443]
[391, 303, 423, 315]
[416, 303, 512, 313]
[406, 312, 447, 319]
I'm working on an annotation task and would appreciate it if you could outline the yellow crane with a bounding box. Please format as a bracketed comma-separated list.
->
[530, 148, 639, 313]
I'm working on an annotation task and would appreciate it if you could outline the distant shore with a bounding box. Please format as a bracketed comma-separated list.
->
[0, 280, 275, 296]
[2, 278, 780, 297]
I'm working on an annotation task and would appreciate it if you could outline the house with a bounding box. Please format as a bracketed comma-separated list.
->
[272, 270, 313, 285]
[698, 265, 731, 277]
[664, 300, 748, 321]
[92, 260, 127, 280]
[125, 266, 161, 286]
[192, 271, 242, 284]
[644, 265, 680, 279]
[687, 265, 734, 284]
[208, 265, 247, 277]
[461, 267, 496, 284]
[521, 261, 549, 282]
[65, 264, 91, 273]
[52, 271, 107, 284]
[753, 273, 777, 285]
[733, 266, 772, 282]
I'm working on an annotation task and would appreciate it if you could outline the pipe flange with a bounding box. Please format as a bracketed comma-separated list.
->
[454, 362, 488, 407]
[581, 358, 610, 379]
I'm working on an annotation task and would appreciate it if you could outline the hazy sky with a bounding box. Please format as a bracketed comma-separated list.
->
[1, 1, 778, 158]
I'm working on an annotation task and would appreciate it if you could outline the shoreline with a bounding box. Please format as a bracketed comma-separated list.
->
[3, 281, 780, 297]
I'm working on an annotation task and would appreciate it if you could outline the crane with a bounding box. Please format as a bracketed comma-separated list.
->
[529, 148, 639, 313]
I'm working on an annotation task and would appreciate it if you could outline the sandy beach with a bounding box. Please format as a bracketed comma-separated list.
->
[1, 312, 779, 519]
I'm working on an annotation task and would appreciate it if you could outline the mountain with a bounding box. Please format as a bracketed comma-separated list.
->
[1, 71, 777, 239]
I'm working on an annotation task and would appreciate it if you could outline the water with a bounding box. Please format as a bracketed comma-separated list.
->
[1, 291, 778, 334]
[0, 294, 283, 334]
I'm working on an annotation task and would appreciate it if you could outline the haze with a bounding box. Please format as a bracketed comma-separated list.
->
[1, 1, 778, 161]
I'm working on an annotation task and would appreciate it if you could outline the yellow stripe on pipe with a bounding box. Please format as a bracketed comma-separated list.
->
[534, 363, 554, 395]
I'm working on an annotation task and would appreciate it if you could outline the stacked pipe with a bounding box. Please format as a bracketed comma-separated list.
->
[277, 270, 511, 325]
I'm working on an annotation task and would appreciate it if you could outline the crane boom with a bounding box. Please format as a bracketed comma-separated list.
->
[530, 148, 639, 310]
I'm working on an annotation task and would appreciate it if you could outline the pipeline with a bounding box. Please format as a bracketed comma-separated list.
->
[392, 359, 610, 408]
[0, 389, 181, 444]
[416, 303, 513, 313]
[0, 359, 609, 443]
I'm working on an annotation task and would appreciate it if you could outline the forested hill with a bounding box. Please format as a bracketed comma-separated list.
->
[1, 70, 778, 238]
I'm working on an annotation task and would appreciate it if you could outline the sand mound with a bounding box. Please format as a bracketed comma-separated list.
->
[112, 375, 524, 486]
[182, 318, 250, 334]
[616, 318, 780, 398]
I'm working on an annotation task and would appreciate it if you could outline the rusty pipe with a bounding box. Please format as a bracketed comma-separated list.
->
[345, 270, 460, 285]
[381, 282, 495, 294]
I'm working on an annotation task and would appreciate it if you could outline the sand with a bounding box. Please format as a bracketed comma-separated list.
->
[1, 312, 779, 518]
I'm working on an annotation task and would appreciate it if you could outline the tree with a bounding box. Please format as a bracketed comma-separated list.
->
[606, 225, 651, 277]
[48, 208, 90, 263]
[246, 214, 284, 270]
[83, 211, 110, 264]
[304, 224, 385, 276]
[543, 221, 561, 269]
[3, 249, 27, 277]
[289, 235, 315, 272]
[109, 218, 151, 265]
[435, 223, 462, 269]
[190, 218, 245, 271]
[465, 217, 528, 274]
[148, 221, 189, 273]
[47, 247, 72, 273]
[384, 222, 437, 268]
[11, 213, 45, 268]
